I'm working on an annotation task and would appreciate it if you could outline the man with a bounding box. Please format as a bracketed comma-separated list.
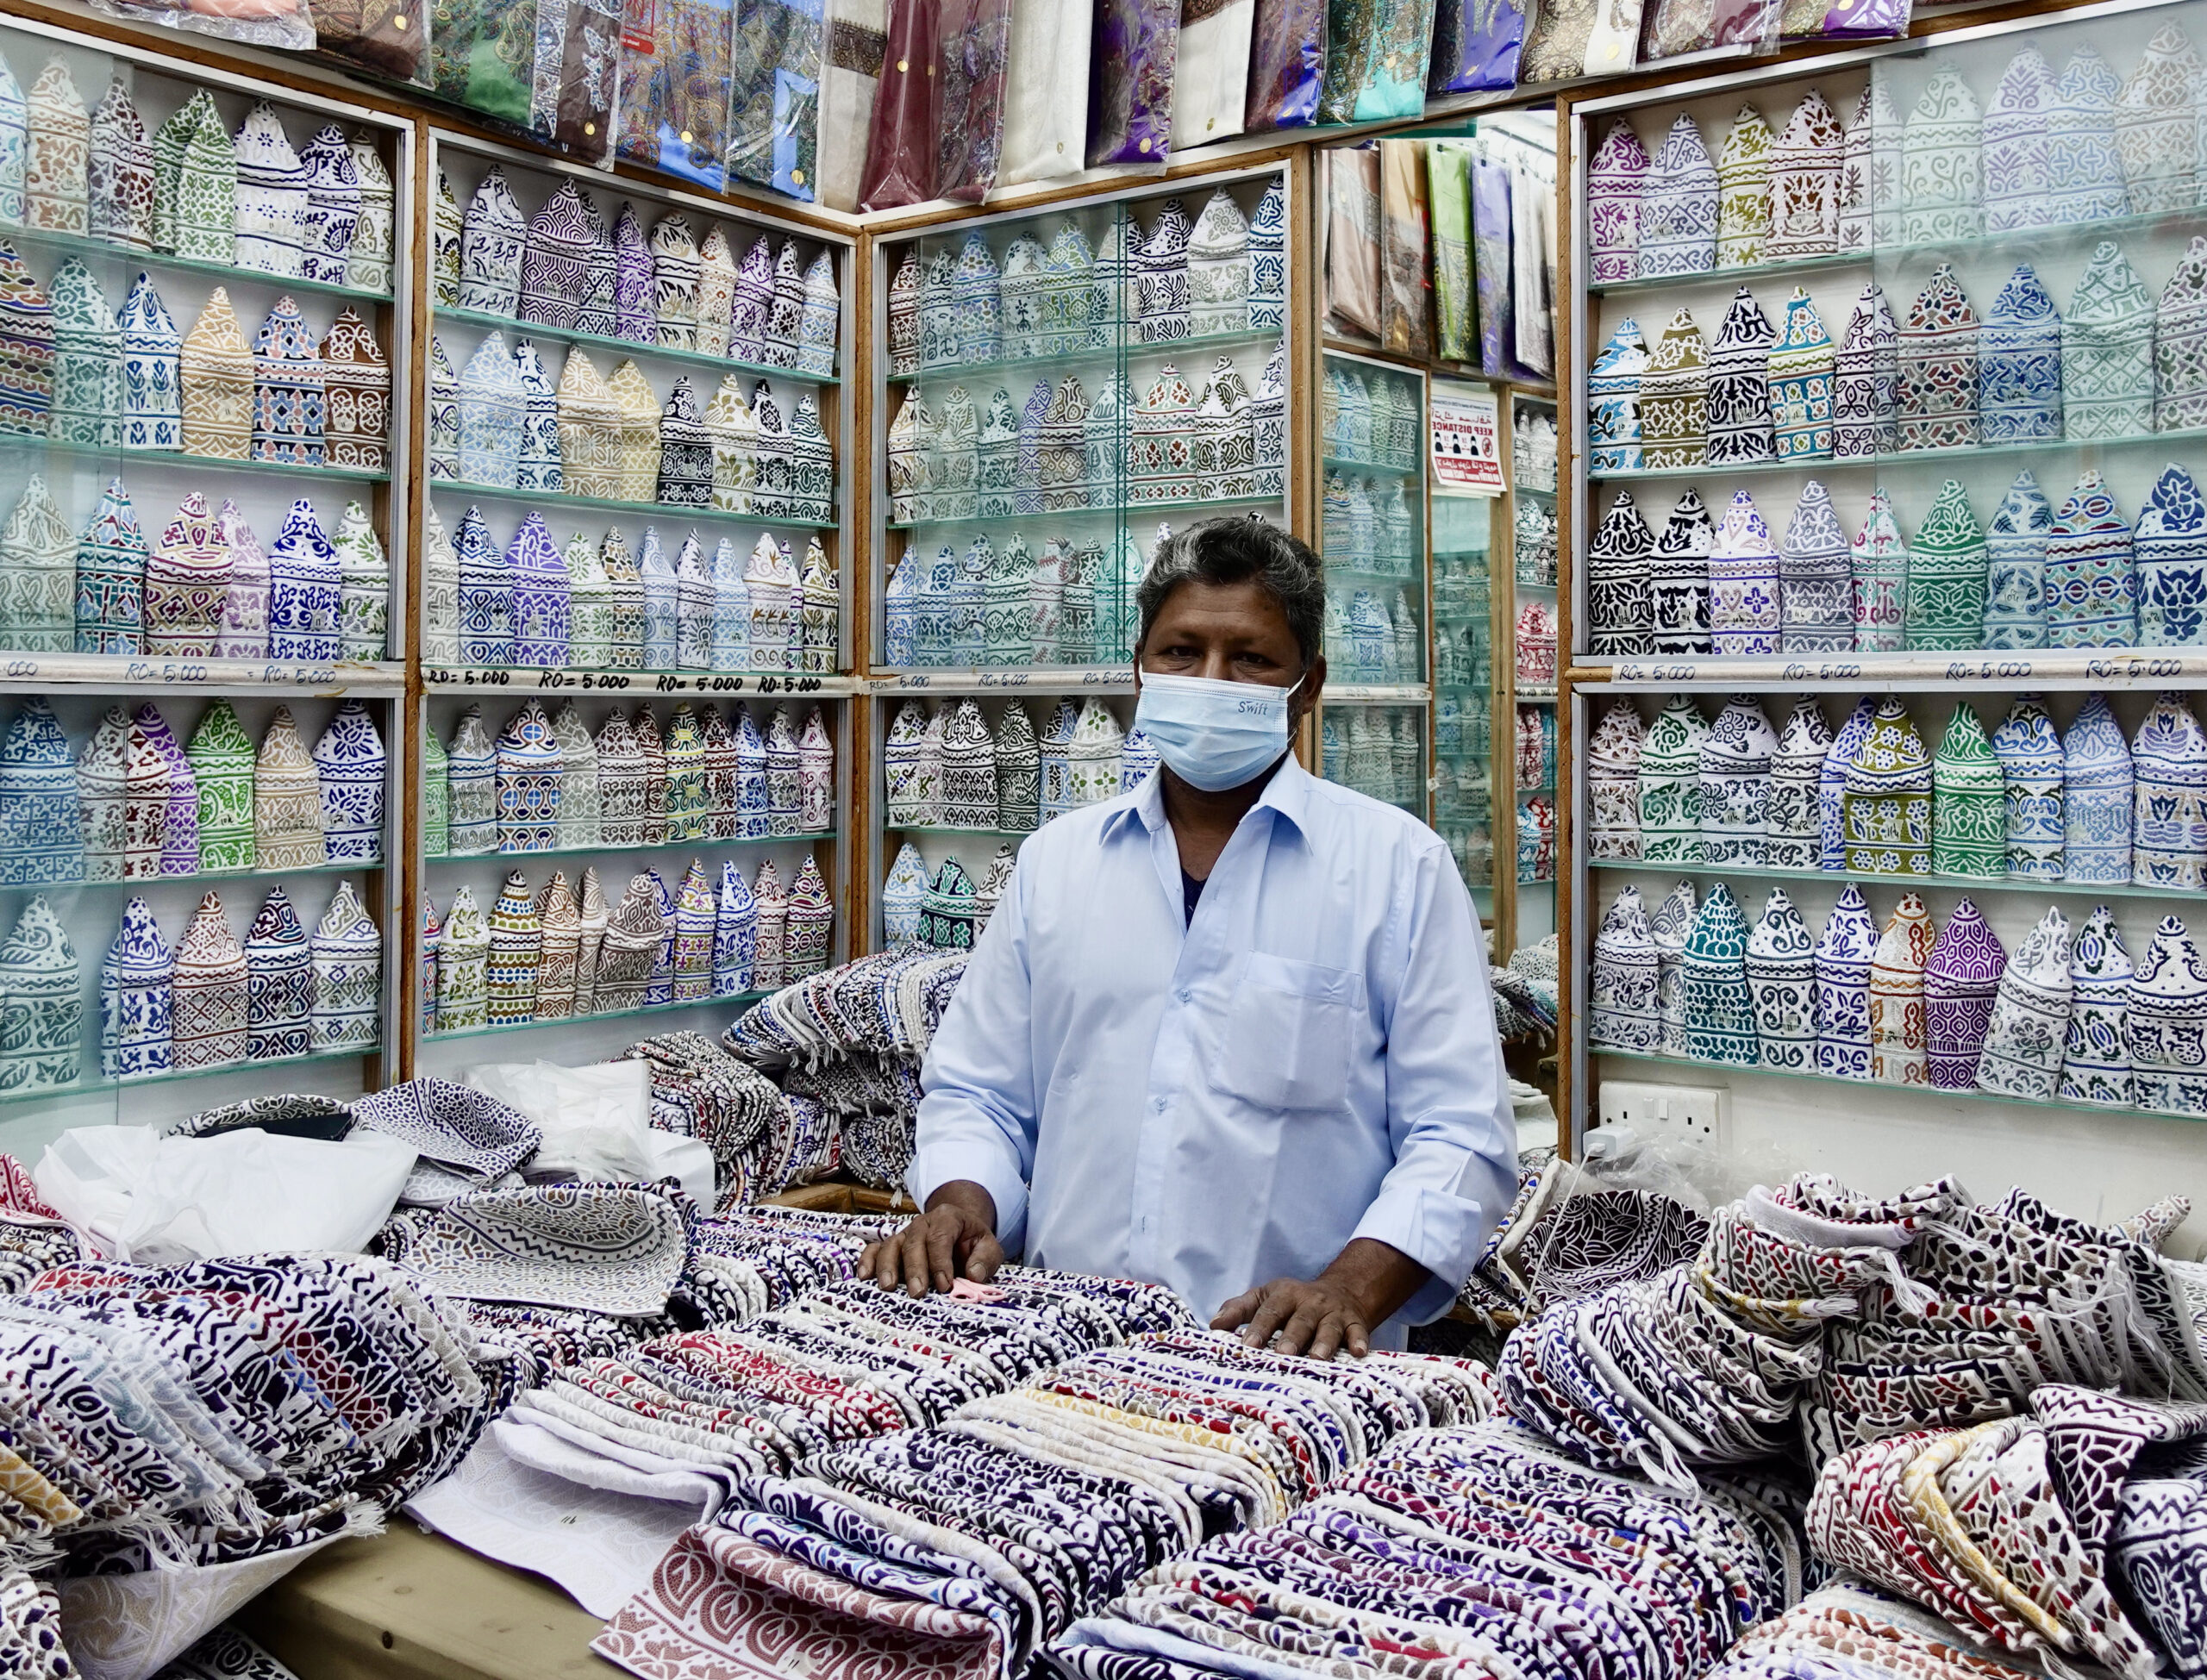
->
[863, 518, 1516, 1358]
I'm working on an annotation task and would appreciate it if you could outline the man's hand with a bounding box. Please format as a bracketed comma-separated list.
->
[1210, 1237, 1429, 1359]
[859, 1180, 1003, 1297]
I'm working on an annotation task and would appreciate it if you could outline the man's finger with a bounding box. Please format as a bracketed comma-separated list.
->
[1241, 1287, 1297, 1349]
[872, 1233, 904, 1290]
[901, 1228, 935, 1297]
[1307, 1312, 1345, 1363]
[1210, 1289, 1262, 1330]
[858, 1240, 879, 1277]
[1274, 1299, 1325, 1357]
[966, 1232, 1005, 1282]
[922, 1216, 960, 1293]
[1344, 1315, 1370, 1358]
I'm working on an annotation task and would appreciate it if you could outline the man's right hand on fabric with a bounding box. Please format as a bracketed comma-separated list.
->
[860, 1181, 1003, 1296]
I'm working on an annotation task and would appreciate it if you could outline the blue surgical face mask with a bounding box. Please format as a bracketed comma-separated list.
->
[1134, 670, 1304, 793]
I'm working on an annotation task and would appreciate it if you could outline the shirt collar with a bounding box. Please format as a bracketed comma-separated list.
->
[1101, 753, 1316, 845]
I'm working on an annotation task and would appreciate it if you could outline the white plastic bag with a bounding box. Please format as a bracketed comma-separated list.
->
[34, 1126, 416, 1265]
[463, 1061, 714, 1205]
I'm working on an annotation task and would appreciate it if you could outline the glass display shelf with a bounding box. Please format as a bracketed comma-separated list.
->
[436, 305, 836, 387]
[884, 824, 1028, 838]
[427, 990, 774, 1042]
[0, 654, 405, 694]
[0, 434, 391, 484]
[5, 226, 395, 307]
[1591, 858, 2200, 902]
[0, 859, 376, 895]
[1322, 455, 1422, 476]
[422, 665, 850, 696]
[1323, 563, 1424, 581]
[1589, 250, 1865, 298]
[899, 326, 1281, 388]
[430, 478, 833, 532]
[1588, 423, 2207, 483]
[0, 1043, 376, 1108]
[888, 491, 1283, 532]
[868, 668, 1138, 692]
[428, 832, 837, 865]
[1596, 1046, 2207, 1127]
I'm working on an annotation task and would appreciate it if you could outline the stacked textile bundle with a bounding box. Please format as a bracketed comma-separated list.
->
[0, 480, 385, 662]
[1704, 1583, 2050, 1680]
[594, 1329, 1497, 1680]
[1323, 586, 1427, 683]
[423, 512, 837, 675]
[723, 947, 971, 1193]
[624, 1030, 788, 1212]
[883, 696, 1146, 834]
[1580, 469, 2207, 654]
[1587, 690, 2207, 887]
[1487, 934, 1563, 1042]
[430, 699, 834, 857]
[497, 1266, 1197, 1518]
[442, 169, 838, 378]
[1318, 708, 1429, 811]
[1321, 363, 1425, 475]
[883, 530, 1149, 669]
[1051, 1415, 1796, 1680]
[1457, 1154, 1710, 1327]
[0, 1155, 84, 1291]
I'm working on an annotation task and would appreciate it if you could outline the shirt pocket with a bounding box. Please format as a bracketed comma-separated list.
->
[1210, 952, 1366, 1113]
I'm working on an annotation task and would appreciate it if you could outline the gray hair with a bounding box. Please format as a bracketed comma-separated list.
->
[1135, 517, 1326, 667]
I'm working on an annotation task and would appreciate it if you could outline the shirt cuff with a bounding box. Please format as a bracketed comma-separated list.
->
[906, 1138, 1031, 1249]
[1352, 1181, 1485, 1327]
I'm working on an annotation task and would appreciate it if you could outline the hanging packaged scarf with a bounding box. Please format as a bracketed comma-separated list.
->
[1636, 695, 1707, 863]
[1520, 0, 1641, 81]
[1929, 700, 2003, 879]
[1897, 265, 1978, 452]
[2127, 913, 2207, 1115]
[2048, 48, 2127, 225]
[1586, 317, 1646, 474]
[1979, 47, 2055, 236]
[1766, 89, 1841, 260]
[47, 259, 119, 450]
[1843, 695, 1930, 876]
[1682, 883, 1757, 1066]
[1649, 488, 1713, 655]
[250, 295, 326, 467]
[2063, 240, 2154, 440]
[2064, 692, 2133, 885]
[1746, 889, 1815, 1071]
[2134, 691, 2207, 888]
[1983, 471, 2053, 653]
[1708, 490, 1779, 656]
[1766, 287, 1834, 461]
[2116, 23, 2199, 214]
[1900, 70, 1980, 243]
[1714, 107, 1771, 270]
[1635, 116, 1716, 279]
[0, 478, 72, 656]
[1650, 877, 1696, 1055]
[1813, 883, 1876, 1079]
[1470, 154, 1510, 375]
[1779, 481, 1850, 653]
[1832, 283, 1896, 459]
[858, 0, 940, 208]
[1429, 0, 1523, 92]
[1586, 700, 1643, 859]
[1638, 308, 1707, 470]
[1979, 264, 2061, 444]
[1867, 892, 1932, 1085]
[1978, 903, 2071, 1098]
[1704, 287, 1775, 467]
[932, 0, 1012, 202]
[1991, 695, 2065, 879]
[1699, 696, 1778, 866]
[1329, 0, 1438, 123]
[1905, 478, 1986, 653]
[728, 0, 825, 199]
[1585, 121, 1648, 284]
[1925, 898, 2003, 1092]
[1586, 493, 1654, 659]
[1378, 146, 1431, 359]
[1766, 698, 1829, 869]
[621, 0, 735, 189]
[2044, 472, 2136, 650]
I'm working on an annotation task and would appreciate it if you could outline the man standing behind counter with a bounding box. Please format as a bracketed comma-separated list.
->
[861, 517, 1516, 1358]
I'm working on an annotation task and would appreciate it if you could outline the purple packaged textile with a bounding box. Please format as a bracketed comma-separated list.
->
[1472, 153, 1512, 376]
[1785, 0, 1910, 38]
[1247, 0, 1324, 128]
[1087, 0, 1181, 167]
[936, 0, 1012, 202]
[1429, 0, 1526, 92]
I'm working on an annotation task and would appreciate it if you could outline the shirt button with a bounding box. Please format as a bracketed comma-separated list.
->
[1151, 1096, 1167, 1113]
[1174, 987, 1192, 1004]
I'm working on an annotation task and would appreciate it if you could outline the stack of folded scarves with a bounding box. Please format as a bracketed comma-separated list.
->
[1049, 1415, 1796, 1680]
[1704, 1581, 2047, 1680]
[3, 1252, 499, 1575]
[594, 1330, 1497, 1680]
[0, 1154, 85, 1294]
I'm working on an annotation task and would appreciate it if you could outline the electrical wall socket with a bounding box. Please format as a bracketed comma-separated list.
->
[1597, 1081, 1728, 1146]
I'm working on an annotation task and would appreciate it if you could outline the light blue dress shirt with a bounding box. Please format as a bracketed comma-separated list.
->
[908, 756, 1518, 1347]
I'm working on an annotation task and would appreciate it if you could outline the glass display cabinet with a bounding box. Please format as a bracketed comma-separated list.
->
[866, 166, 1291, 952]
[0, 14, 413, 1140]
[413, 129, 856, 1069]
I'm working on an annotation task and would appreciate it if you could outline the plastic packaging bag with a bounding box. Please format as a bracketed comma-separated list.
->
[729, 0, 826, 199]
[1518, 0, 1641, 82]
[615, 0, 735, 188]
[1170, 0, 1255, 150]
[1379, 137, 1432, 359]
[935, 0, 1012, 201]
[431, 0, 535, 122]
[84, 0, 315, 53]
[1428, 0, 1523, 93]
[33, 1125, 416, 1264]
[1324, 143, 1380, 339]
[1470, 151, 1510, 373]
[554, 0, 622, 158]
[816, 0, 887, 209]
[1320, 0, 1436, 122]
[859, 0, 939, 206]
[464, 1059, 716, 1204]
[1428, 141, 1474, 362]
[998, 0, 1092, 186]
[309, 0, 427, 80]
[1086, 0, 1179, 167]
[1244, 0, 1322, 130]
[1636, 0, 1778, 62]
